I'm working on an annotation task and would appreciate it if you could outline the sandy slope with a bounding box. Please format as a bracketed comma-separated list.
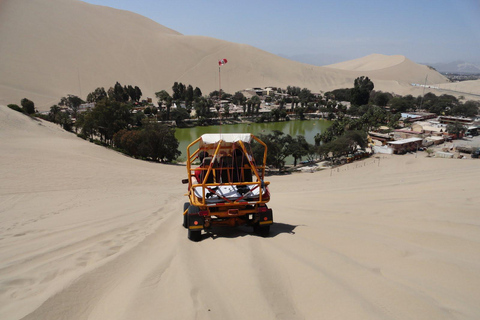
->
[1, 105, 480, 319]
[436, 79, 480, 96]
[0, 0, 451, 110]
[326, 54, 408, 71]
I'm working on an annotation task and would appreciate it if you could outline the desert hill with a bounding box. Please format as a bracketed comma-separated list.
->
[436, 79, 480, 97]
[326, 54, 408, 71]
[2, 104, 480, 319]
[0, 0, 455, 111]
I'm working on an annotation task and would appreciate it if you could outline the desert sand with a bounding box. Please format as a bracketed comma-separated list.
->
[436, 79, 480, 96]
[0, 0, 457, 111]
[1, 104, 480, 319]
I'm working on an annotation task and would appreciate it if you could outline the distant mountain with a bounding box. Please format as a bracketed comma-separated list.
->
[425, 61, 480, 74]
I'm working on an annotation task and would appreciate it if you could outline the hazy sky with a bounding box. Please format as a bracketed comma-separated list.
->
[81, 0, 480, 65]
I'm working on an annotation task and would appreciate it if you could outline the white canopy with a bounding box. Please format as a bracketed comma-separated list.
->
[200, 133, 252, 145]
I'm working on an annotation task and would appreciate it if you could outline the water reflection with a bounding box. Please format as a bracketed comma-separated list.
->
[175, 119, 332, 161]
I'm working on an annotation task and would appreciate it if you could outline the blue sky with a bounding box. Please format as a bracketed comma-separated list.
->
[81, 0, 480, 65]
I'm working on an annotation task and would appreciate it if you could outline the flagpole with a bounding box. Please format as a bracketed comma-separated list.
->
[218, 63, 222, 124]
[217, 59, 227, 126]
[219, 65, 221, 107]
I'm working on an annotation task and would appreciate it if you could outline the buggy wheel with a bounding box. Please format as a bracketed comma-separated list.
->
[183, 202, 190, 228]
[187, 205, 202, 242]
[254, 224, 270, 237]
[188, 229, 202, 242]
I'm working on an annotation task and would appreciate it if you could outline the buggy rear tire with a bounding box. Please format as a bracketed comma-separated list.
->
[183, 202, 190, 228]
[187, 205, 202, 242]
[254, 224, 270, 237]
[188, 229, 202, 242]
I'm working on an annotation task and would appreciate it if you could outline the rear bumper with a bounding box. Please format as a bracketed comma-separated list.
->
[188, 207, 273, 230]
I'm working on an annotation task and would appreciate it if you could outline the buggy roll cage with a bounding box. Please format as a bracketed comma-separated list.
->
[185, 133, 270, 207]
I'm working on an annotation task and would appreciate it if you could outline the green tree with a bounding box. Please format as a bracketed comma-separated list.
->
[170, 107, 190, 126]
[223, 105, 230, 118]
[451, 100, 479, 118]
[113, 129, 141, 157]
[134, 86, 142, 102]
[209, 90, 220, 99]
[446, 122, 466, 138]
[254, 130, 293, 170]
[109, 82, 129, 102]
[138, 123, 181, 162]
[315, 118, 350, 145]
[193, 97, 215, 124]
[373, 92, 391, 107]
[185, 85, 194, 106]
[114, 124, 181, 162]
[389, 96, 412, 113]
[81, 99, 133, 143]
[193, 87, 202, 99]
[49, 105, 61, 123]
[298, 88, 312, 106]
[325, 88, 351, 102]
[156, 90, 173, 120]
[350, 76, 374, 106]
[271, 107, 281, 122]
[287, 86, 301, 96]
[319, 130, 367, 161]
[87, 87, 107, 102]
[232, 91, 246, 105]
[290, 135, 311, 166]
[251, 96, 261, 115]
[134, 111, 146, 127]
[295, 106, 306, 120]
[126, 85, 136, 102]
[59, 94, 84, 120]
[21, 98, 35, 114]
[57, 111, 73, 131]
[172, 82, 186, 100]
[343, 130, 368, 151]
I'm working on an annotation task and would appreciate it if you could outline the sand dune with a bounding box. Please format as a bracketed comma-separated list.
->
[437, 79, 480, 96]
[1, 105, 480, 319]
[325, 54, 447, 89]
[0, 0, 452, 111]
[326, 54, 408, 71]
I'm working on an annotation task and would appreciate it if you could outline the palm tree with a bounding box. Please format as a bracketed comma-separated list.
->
[49, 105, 61, 124]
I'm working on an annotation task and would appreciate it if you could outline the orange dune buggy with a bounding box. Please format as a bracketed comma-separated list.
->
[182, 133, 273, 241]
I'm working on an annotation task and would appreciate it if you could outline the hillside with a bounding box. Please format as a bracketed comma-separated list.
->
[0, 0, 452, 110]
[1, 104, 480, 319]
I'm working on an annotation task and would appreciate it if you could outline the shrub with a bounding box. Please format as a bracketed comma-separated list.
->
[7, 104, 24, 113]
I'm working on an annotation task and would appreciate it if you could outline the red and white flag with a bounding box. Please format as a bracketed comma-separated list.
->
[218, 58, 228, 66]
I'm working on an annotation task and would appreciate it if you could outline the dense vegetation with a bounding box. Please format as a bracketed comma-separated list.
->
[8, 98, 36, 115]
[251, 131, 316, 170]
[113, 123, 180, 162]
[12, 75, 479, 167]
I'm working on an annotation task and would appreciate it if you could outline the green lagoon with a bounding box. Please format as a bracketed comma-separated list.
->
[175, 119, 332, 161]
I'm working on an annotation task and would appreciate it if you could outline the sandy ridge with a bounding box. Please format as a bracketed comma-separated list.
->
[1, 105, 480, 319]
[0, 0, 452, 111]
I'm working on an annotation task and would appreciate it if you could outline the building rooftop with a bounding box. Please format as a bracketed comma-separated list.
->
[387, 137, 423, 145]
